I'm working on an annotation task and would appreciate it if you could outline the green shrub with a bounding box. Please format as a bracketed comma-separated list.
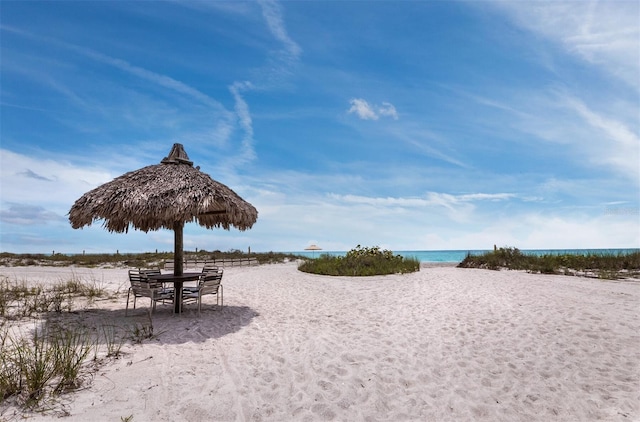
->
[298, 245, 420, 276]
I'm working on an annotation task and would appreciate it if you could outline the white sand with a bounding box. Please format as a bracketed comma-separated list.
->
[1, 263, 638, 421]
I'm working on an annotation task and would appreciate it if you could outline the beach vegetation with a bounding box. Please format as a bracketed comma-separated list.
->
[298, 245, 420, 276]
[0, 324, 93, 407]
[457, 247, 640, 279]
[0, 275, 160, 413]
[128, 312, 157, 344]
[0, 276, 110, 320]
[101, 325, 127, 358]
[0, 250, 306, 268]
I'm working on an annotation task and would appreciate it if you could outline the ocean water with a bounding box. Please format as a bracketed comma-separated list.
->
[293, 248, 639, 263]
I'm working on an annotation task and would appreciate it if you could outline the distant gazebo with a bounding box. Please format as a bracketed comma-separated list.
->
[304, 244, 322, 258]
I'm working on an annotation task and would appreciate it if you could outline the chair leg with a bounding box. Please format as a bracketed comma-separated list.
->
[126, 289, 131, 316]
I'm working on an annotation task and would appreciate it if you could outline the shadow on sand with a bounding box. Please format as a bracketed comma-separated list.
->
[38, 303, 259, 346]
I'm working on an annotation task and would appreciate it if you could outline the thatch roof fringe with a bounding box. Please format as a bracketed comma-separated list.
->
[69, 152, 257, 233]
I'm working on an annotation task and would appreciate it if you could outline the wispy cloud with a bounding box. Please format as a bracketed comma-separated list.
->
[2, 26, 227, 111]
[223, 0, 302, 168]
[330, 192, 516, 222]
[0, 204, 64, 225]
[258, 0, 302, 61]
[459, 85, 639, 183]
[228, 81, 257, 166]
[0, 149, 113, 212]
[520, 90, 639, 183]
[348, 98, 399, 120]
[69, 45, 226, 111]
[492, 1, 640, 89]
[386, 126, 466, 168]
[560, 94, 639, 180]
[18, 169, 55, 182]
[332, 192, 515, 206]
[252, 0, 302, 87]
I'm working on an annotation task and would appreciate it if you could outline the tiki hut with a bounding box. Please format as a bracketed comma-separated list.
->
[68, 143, 258, 275]
[304, 244, 322, 258]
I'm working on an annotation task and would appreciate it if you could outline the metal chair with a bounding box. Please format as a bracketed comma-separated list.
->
[125, 269, 174, 315]
[182, 272, 223, 315]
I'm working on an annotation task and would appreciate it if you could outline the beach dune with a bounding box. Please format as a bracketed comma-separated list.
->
[1, 263, 638, 421]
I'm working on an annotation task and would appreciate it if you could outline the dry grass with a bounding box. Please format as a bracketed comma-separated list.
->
[0, 275, 155, 413]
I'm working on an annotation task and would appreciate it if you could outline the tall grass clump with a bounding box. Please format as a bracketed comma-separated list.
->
[298, 245, 420, 276]
[0, 320, 147, 410]
[0, 324, 22, 402]
[0, 325, 93, 407]
[458, 247, 640, 279]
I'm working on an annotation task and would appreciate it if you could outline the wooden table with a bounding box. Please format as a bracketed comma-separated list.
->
[147, 272, 203, 313]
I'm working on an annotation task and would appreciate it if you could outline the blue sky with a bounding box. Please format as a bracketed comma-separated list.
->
[1, 1, 638, 254]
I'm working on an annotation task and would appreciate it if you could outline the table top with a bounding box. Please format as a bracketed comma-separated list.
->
[147, 272, 203, 281]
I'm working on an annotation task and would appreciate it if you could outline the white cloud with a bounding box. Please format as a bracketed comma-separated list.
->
[0, 149, 114, 214]
[348, 98, 399, 120]
[329, 191, 517, 224]
[348, 98, 378, 120]
[378, 102, 399, 120]
[248, 186, 638, 252]
[332, 192, 515, 207]
[419, 211, 638, 250]
[1, 151, 637, 253]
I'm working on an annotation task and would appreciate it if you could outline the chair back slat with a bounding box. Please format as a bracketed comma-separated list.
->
[140, 268, 162, 287]
[202, 263, 219, 274]
[129, 269, 163, 290]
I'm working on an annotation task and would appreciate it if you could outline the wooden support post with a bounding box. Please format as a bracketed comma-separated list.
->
[174, 221, 184, 276]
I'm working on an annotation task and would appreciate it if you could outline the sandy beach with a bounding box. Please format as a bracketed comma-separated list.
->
[1, 263, 638, 421]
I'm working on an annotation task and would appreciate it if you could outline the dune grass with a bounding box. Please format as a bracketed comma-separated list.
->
[0, 275, 111, 320]
[0, 275, 156, 412]
[457, 247, 640, 279]
[0, 321, 144, 409]
[298, 245, 420, 276]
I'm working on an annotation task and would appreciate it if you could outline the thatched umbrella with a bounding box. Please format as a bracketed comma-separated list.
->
[69, 143, 258, 276]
